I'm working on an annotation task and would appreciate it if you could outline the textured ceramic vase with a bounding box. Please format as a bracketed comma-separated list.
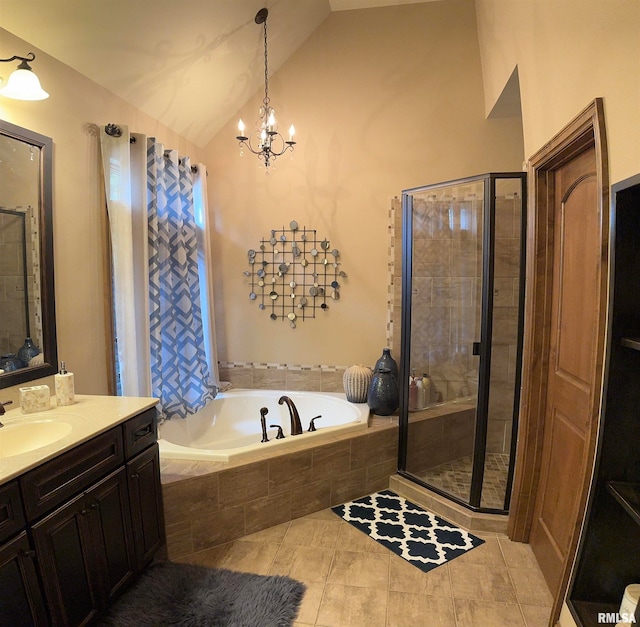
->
[367, 367, 399, 416]
[343, 364, 373, 403]
[374, 348, 399, 381]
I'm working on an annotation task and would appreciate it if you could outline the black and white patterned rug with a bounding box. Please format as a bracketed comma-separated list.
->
[332, 489, 484, 573]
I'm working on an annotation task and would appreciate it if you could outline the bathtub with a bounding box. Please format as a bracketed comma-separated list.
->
[158, 389, 370, 462]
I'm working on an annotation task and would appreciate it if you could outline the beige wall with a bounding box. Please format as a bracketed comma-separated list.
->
[0, 27, 204, 398]
[475, 0, 640, 183]
[5, 0, 635, 399]
[204, 1, 525, 371]
[1, 1, 530, 400]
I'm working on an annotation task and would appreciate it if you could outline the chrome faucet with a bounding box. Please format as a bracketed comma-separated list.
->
[278, 395, 303, 436]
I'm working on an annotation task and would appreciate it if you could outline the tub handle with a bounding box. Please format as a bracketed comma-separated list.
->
[308, 415, 322, 432]
[260, 407, 270, 442]
[270, 424, 285, 439]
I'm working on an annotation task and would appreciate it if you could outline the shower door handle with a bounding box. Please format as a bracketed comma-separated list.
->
[472, 342, 481, 356]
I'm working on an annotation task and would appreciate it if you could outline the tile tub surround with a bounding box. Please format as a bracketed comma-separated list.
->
[161, 415, 399, 560]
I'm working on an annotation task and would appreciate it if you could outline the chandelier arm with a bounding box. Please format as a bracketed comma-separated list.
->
[238, 134, 269, 156]
[263, 133, 294, 157]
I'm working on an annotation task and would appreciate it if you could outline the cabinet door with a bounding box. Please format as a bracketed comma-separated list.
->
[85, 467, 135, 602]
[0, 531, 48, 627]
[127, 443, 165, 569]
[0, 481, 26, 545]
[31, 492, 97, 626]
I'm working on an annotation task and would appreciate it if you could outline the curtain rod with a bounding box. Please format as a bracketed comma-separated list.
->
[104, 123, 204, 175]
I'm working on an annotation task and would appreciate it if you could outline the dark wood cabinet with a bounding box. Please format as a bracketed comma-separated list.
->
[567, 175, 640, 626]
[127, 443, 164, 569]
[0, 531, 48, 627]
[0, 404, 163, 627]
[32, 466, 136, 625]
[31, 492, 98, 626]
[0, 481, 26, 544]
[89, 466, 136, 600]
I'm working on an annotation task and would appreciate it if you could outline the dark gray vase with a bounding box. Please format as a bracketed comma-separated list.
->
[17, 337, 41, 366]
[0, 353, 23, 371]
[367, 367, 399, 416]
[373, 348, 398, 381]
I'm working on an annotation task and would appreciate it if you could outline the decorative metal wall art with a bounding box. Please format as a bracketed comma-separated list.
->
[244, 220, 347, 328]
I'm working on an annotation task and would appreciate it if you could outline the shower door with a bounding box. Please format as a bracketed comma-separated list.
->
[398, 173, 526, 513]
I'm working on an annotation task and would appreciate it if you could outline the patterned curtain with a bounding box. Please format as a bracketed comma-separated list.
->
[146, 139, 216, 420]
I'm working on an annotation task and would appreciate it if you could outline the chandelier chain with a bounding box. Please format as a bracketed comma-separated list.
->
[262, 17, 270, 110]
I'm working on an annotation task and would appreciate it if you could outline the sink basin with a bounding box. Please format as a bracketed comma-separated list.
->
[0, 419, 73, 457]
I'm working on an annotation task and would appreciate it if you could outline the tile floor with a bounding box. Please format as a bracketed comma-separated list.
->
[176, 507, 553, 626]
[418, 453, 511, 510]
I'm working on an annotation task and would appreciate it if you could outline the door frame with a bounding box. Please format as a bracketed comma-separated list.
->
[507, 99, 609, 619]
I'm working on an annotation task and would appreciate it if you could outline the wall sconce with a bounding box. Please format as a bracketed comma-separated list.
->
[0, 52, 49, 101]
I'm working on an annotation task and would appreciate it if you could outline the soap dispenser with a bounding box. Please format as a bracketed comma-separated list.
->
[55, 361, 75, 406]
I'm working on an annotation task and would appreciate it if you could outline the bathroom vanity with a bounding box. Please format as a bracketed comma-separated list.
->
[0, 396, 164, 626]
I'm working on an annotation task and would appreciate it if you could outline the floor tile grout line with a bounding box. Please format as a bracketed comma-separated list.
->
[447, 559, 461, 627]
[314, 543, 339, 627]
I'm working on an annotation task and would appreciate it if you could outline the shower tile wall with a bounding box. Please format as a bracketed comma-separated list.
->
[0, 208, 37, 356]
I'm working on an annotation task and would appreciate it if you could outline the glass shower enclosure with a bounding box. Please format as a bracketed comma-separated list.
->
[398, 173, 526, 513]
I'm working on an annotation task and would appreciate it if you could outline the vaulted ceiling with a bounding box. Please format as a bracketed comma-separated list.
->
[0, 0, 437, 146]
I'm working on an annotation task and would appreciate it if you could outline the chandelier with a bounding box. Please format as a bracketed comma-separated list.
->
[236, 8, 296, 169]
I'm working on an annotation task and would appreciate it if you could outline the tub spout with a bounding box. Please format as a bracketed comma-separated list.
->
[278, 395, 303, 436]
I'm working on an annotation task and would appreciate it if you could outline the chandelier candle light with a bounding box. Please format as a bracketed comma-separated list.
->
[236, 8, 296, 169]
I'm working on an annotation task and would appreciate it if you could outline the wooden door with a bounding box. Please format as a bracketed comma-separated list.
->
[508, 99, 609, 622]
[529, 147, 600, 592]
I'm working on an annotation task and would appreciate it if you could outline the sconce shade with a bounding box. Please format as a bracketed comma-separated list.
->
[0, 63, 49, 100]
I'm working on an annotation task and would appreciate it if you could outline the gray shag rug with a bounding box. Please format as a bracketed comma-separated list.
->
[95, 561, 306, 627]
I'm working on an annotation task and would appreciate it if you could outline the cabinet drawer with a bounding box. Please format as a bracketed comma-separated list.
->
[123, 408, 157, 459]
[0, 481, 26, 544]
[21, 427, 124, 521]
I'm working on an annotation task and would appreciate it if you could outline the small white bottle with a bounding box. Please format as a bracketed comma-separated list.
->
[422, 373, 432, 406]
[55, 361, 75, 406]
[416, 376, 425, 409]
[408, 370, 418, 412]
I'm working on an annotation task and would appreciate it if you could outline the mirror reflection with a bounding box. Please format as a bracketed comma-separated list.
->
[0, 139, 43, 371]
[0, 120, 57, 387]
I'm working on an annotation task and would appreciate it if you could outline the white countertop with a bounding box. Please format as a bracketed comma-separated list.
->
[0, 395, 158, 485]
